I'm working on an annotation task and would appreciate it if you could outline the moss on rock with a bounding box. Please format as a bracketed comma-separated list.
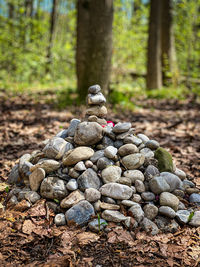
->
[154, 147, 173, 172]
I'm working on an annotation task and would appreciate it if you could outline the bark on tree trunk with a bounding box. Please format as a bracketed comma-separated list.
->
[146, 0, 162, 90]
[76, 0, 113, 102]
[161, 0, 177, 85]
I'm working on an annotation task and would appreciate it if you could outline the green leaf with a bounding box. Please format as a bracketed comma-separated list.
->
[188, 211, 194, 222]
[54, 199, 60, 204]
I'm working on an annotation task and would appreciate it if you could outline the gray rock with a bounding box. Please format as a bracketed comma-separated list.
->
[85, 160, 93, 168]
[160, 172, 183, 192]
[74, 121, 103, 146]
[40, 177, 68, 200]
[20, 161, 33, 180]
[144, 165, 160, 181]
[54, 213, 66, 226]
[87, 92, 106, 105]
[159, 206, 176, 218]
[90, 150, 104, 163]
[63, 147, 94, 166]
[85, 188, 101, 202]
[182, 180, 195, 188]
[160, 192, 179, 211]
[7, 164, 20, 184]
[173, 189, 185, 198]
[60, 190, 85, 208]
[65, 200, 95, 226]
[140, 148, 154, 158]
[124, 216, 138, 229]
[88, 84, 101, 94]
[174, 168, 186, 180]
[18, 188, 31, 201]
[189, 193, 200, 205]
[68, 168, 80, 179]
[121, 200, 138, 207]
[88, 218, 107, 232]
[74, 161, 86, 172]
[113, 122, 131, 134]
[122, 153, 145, 170]
[25, 191, 40, 203]
[137, 134, 149, 143]
[146, 140, 160, 150]
[178, 202, 186, 210]
[97, 157, 114, 170]
[43, 137, 73, 159]
[68, 119, 80, 137]
[101, 136, 114, 148]
[143, 204, 158, 220]
[141, 192, 155, 201]
[131, 194, 142, 203]
[94, 200, 101, 212]
[118, 177, 132, 187]
[118, 144, 138, 157]
[149, 176, 170, 194]
[114, 140, 123, 149]
[135, 180, 145, 193]
[102, 197, 116, 204]
[129, 203, 144, 222]
[124, 135, 142, 146]
[104, 146, 118, 159]
[101, 166, 121, 184]
[77, 168, 101, 191]
[30, 159, 60, 174]
[116, 128, 135, 140]
[140, 218, 159, 235]
[100, 202, 120, 210]
[19, 154, 31, 169]
[100, 183, 133, 200]
[155, 216, 179, 233]
[66, 179, 78, 191]
[8, 195, 18, 206]
[86, 105, 107, 118]
[56, 129, 68, 139]
[102, 210, 127, 222]
[46, 201, 59, 213]
[29, 168, 45, 191]
[189, 211, 200, 227]
[176, 210, 190, 224]
[124, 170, 144, 183]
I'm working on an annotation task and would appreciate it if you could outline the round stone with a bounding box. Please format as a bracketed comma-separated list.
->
[143, 204, 158, 220]
[100, 183, 133, 200]
[40, 177, 68, 200]
[189, 193, 200, 205]
[160, 172, 183, 192]
[63, 147, 94, 166]
[135, 180, 145, 193]
[113, 122, 131, 134]
[104, 146, 118, 159]
[88, 84, 101, 94]
[101, 166, 122, 184]
[86, 105, 107, 118]
[118, 144, 138, 157]
[146, 140, 160, 150]
[137, 134, 149, 143]
[141, 192, 155, 201]
[123, 170, 144, 183]
[160, 192, 179, 211]
[54, 213, 66, 226]
[102, 210, 127, 222]
[66, 179, 78, 191]
[85, 188, 101, 202]
[149, 176, 170, 194]
[140, 218, 159, 235]
[30, 159, 60, 174]
[74, 161, 86, 171]
[97, 157, 114, 170]
[25, 191, 40, 203]
[124, 135, 142, 146]
[158, 206, 176, 218]
[131, 194, 142, 203]
[174, 168, 186, 180]
[176, 210, 190, 224]
[77, 168, 101, 191]
[90, 150, 104, 163]
[122, 153, 145, 170]
[128, 203, 144, 222]
[87, 92, 106, 105]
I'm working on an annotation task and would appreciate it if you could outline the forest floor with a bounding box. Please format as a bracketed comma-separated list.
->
[0, 88, 200, 266]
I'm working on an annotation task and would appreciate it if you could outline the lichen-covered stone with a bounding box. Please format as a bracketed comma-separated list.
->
[154, 147, 173, 172]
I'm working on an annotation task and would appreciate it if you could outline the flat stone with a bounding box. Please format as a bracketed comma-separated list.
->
[122, 153, 145, 170]
[189, 211, 200, 227]
[25, 191, 40, 203]
[159, 206, 176, 218]
[60, 190, 85, 208]
[137, 134, 149, 143]
[74, 121, 103, 146]
[30, 159, 60, 173]
[65, 200, 95, 226]
[174, 168, 186, 180]
[29, 168, 45, 191]
[54, 213, 66, 226]
[104, 146, 118, 159]
[128, 203, 144, 222]
[87, 92, 106, 105]
[155, 216, 179, 233]
[186, 188, 200, 194]
[66, 179, 78, 191]
[90, 150, 104, 163]
[135, 180, 145, 193]
[143, 204, 158, 220]
[149, 176, 170, 194]
[101, 166, 121, 184]
[100, 183, 133, 200]
[77, 168, 101, 191]
[176, 210, 190, 224]
[102, 197, 116, 204]
[88, 84, 101, 94]
[116, 128, 135, 140]
[141, 192, 155, 201]
[86, 105, 107, 118]
[123, 170, 144, 183]
[146, 140, 160, 150]
[124, 135, 142, 146]
[118, 177, 132, 187]
[43, 137, 73, 159]
[63, 147, 94, 166]
[56, 129, 68, 139]
[40, 177, 68, 200]
[100, 202, 120, 210]
[102, 210, 127, 222]
[97, 157, 114, 170]
[140, 218, 159, 235]
[85, 188, 101, 202]
[189, 193, 200, 205]
[88, 218, 107, 232]
[113, 122, 131, 133]
[88, 115, 107, 125]
[140, 148, 154, 158]
[121, 200, 138, 207]
[118, 144, 138, 157]
[7, 164, 20, 184]
[68, 119, 81, 137]
[160, 192, 179, 211]
[160, 172, 183, 192]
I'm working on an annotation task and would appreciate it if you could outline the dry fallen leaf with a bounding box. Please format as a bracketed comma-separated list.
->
[22, 219, 36, 234]
[76, 232, 99, 245]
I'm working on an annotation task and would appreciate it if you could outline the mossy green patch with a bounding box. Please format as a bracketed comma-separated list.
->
[154, 147, 173, 172]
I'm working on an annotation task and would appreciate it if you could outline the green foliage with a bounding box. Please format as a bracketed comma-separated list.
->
[97, 213, 108, 233]
[188, 211, 194, 222]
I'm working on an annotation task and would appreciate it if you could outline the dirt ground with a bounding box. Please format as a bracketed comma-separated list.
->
[0, 89, 200, 266]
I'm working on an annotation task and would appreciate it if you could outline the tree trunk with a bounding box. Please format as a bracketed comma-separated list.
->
[146, 0, 162, 90]
[8, 1, 14, 19]
[76, 0, 113, 102]
[46, 0, 58, 73]
[161, 0, 177, 85]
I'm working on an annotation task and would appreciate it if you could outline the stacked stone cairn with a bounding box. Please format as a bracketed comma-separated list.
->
[7, 84, 200, 235]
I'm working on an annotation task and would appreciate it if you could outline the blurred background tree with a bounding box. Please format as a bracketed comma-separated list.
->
[0, 0, 199, 106]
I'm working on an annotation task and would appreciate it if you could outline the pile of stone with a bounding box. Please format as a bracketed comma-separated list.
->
[7, 85, 200, 235]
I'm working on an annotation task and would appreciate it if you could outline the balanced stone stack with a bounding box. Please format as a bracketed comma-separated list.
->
[7, 85, 200, 235]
